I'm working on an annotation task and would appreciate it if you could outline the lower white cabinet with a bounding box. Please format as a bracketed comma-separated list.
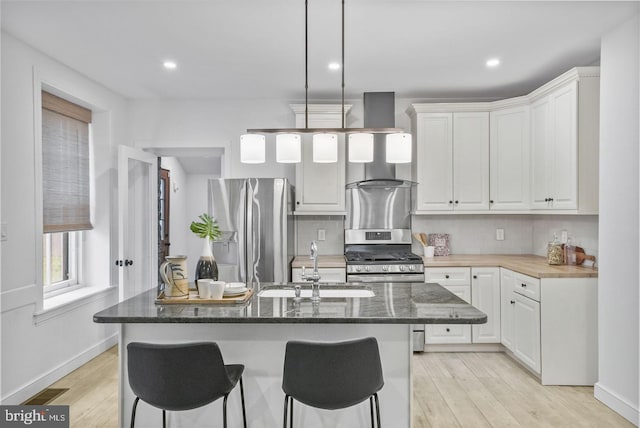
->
[291, 267, 346, 283]
[471, 268, 501, 343]
[512, 292, 541, 373]
[500, 268, 597, 385]
[425, 285, 471, 344]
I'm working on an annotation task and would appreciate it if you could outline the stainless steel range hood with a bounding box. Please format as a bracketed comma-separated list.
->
[346, 92, 414, 187]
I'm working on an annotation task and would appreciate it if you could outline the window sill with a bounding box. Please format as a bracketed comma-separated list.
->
[34, 285, 117, 325]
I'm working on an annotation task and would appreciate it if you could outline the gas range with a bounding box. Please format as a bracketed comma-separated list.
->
[344, 244, 425, 282]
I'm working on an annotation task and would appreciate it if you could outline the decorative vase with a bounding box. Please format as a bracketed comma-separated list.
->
[159, 255, 189, 299]
[195, 237, 218, 284]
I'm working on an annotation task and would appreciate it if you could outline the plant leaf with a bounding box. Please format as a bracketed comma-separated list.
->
[190, 213, 221, 241]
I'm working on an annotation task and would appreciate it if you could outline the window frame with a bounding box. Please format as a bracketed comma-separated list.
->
[42, 231, 84, 297]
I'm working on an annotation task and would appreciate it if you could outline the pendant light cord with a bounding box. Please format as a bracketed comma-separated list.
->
[341, 0, 345, 128]
[305, 0, 309, 129]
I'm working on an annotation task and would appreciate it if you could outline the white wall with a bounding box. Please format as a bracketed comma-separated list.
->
[0, 33, 126, 403]
[595, 15, 639, 425]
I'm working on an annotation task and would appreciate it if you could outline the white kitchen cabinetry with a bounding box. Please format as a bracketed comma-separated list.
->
[291, 267, 346, 283]
[500, 268, 597, 385]
[529, 68, 600, 212]
[410, 109, 489, 212]
[425, 268, 472, 344]
[291, 104, 350, 215]
[471, 267, 501, 343]
[489, 105, 530, 210]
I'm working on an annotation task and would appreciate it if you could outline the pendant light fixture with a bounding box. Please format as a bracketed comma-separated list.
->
[241, 0, 411, 164]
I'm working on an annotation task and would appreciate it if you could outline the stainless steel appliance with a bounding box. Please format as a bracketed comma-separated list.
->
[208, 178, 294, 285]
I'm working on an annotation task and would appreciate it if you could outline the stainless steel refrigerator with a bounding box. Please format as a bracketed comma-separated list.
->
[208, 178, 295, 285]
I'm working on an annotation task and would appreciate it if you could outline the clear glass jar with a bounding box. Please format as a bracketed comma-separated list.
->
[547, 234, 564, 265]
[564, 238, 576, 265]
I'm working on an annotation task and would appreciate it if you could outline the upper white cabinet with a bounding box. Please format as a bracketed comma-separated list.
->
[411, 108, 489, 212]
[529, 68, 600, 212]
[410, 66, 599, 215]
[292, 104, 350, 215]
[489, 105, 530, 210]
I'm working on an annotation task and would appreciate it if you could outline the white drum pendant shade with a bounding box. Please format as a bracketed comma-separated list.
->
[313, 133, 338, 163]
[348, 133, 374, 163]
[240, 134, 266, 164]
[276, 134, 301, 163]
[386, 133, 412, 163]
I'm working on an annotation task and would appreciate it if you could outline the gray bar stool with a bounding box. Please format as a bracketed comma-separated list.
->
[282, 337, 384, 428]
[127, 342, 247, 428]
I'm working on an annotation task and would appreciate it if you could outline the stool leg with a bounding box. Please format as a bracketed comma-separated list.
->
[239, 376, 247, 428]
[374, 393, 382, 428]
[162, 410, 166, 428]
[223, 394, 229, 428]
[130, 397, 140, 428]
[289, 397, 294, 428]
[283, 395, 289, 428]
[370, 396, 375, 428]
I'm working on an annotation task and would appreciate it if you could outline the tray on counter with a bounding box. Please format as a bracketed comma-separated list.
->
[155, 288, 254, 305]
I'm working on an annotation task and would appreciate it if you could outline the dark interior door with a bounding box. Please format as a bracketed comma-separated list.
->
[158, 167, 170, 272]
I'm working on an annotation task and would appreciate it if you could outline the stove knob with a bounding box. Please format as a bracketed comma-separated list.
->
[399, 265, 406, 272]
[410, 265, 415, 271]
[382, 266, 388, 272]
[365, 266, 370, 272]
[355, 266, 361, 272]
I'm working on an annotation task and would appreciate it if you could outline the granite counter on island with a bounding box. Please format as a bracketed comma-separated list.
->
[94, 282, 486, 428]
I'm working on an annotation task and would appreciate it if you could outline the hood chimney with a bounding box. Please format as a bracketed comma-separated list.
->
[363, 92, 396, 181]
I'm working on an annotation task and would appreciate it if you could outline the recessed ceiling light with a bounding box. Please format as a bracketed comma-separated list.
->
[163, 61, 177, 70]
[328, 62, 340, 71]
[486, 58, 500, 68]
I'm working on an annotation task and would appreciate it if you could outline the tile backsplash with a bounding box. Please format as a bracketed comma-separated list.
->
[295, 213, 599, 259]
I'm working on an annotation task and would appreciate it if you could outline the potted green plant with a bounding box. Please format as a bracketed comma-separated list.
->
[190, 213, 222, 283]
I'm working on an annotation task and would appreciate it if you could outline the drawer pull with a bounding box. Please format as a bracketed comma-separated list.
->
[446, 328, 450, 332]
[445, 275, 450, 279]
[473, 275, 477, 279]
[521, 283, 527, 287]
[510, 300, 515, 304]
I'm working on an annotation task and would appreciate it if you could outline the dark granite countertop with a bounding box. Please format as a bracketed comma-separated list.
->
[93, 282, 487, 325]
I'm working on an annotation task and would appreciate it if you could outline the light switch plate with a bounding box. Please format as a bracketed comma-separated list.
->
[496, 228, 505, 241]
[1, 222, 7, 241]
[317, 229, 326, 241]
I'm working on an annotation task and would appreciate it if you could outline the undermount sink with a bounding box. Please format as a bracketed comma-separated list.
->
[258, 287, 375, 298]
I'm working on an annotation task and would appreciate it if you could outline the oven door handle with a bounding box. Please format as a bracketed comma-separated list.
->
[347, 274, 425, 283]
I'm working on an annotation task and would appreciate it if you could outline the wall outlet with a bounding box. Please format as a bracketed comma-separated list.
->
[496, 228, 505, 241]
[1, 222, 7, 241]
[561, 230, 568, 244]
[317, 229, 326, 241]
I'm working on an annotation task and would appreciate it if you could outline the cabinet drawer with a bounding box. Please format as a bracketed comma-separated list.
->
[513, 272, 540, 302]
[425, 267, 471, 286]
[425, 324, 472, 344]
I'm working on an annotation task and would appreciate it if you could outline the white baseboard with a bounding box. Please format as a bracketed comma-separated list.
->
[1, 333, 118, 404]
[594, 382, 639, 426]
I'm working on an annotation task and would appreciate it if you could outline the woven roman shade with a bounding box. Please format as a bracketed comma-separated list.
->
[42, 91, 92, 233]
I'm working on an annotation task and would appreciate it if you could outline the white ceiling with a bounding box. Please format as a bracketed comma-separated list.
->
[1, 1, 639, 101]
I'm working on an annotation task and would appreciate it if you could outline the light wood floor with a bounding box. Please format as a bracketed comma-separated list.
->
[44, 347, 632, 427]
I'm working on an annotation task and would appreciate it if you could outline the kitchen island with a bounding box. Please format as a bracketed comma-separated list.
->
[94, 282, 486, 428]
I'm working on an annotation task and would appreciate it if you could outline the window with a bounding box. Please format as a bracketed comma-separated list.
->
[41, 91, 92, 296]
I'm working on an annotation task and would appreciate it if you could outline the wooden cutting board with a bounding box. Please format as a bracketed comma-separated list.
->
[155, 289, 254, 305]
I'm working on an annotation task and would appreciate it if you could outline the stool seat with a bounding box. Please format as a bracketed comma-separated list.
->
[282, 337, 384, 427]
[127, 342, 247, 428]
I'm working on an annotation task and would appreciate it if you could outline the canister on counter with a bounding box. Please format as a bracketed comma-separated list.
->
[547, 234, 564, 265]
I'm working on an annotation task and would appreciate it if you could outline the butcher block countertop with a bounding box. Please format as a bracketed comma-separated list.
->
[292, 254, 597, 279]
[292, 255, 346, 268]
[422, 254, 598, 279]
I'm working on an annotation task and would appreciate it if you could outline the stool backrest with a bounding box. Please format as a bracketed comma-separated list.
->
[282, 337, 384, 410]
[127, 342, 234, 411]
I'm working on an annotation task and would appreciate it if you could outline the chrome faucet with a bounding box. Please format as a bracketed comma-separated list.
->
[301, 240, 321, 301]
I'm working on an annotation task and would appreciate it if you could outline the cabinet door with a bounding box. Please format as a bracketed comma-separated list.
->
[294, 115, 346, 213]
[549, 81, 578, 209]
[530, 96, 552, 209]
[425, 285, 471, 344]
[489, 106, 530, 210]
[471, 267, 501, 343]
[513, 293, 541, 373]
[415, 113, 453, 211]
[453, 112, 490, 210]
[500, 268, 516, 351]
[425, 267, 471, 286]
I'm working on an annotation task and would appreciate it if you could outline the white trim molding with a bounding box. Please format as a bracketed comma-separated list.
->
[594, 382, 639, 425]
